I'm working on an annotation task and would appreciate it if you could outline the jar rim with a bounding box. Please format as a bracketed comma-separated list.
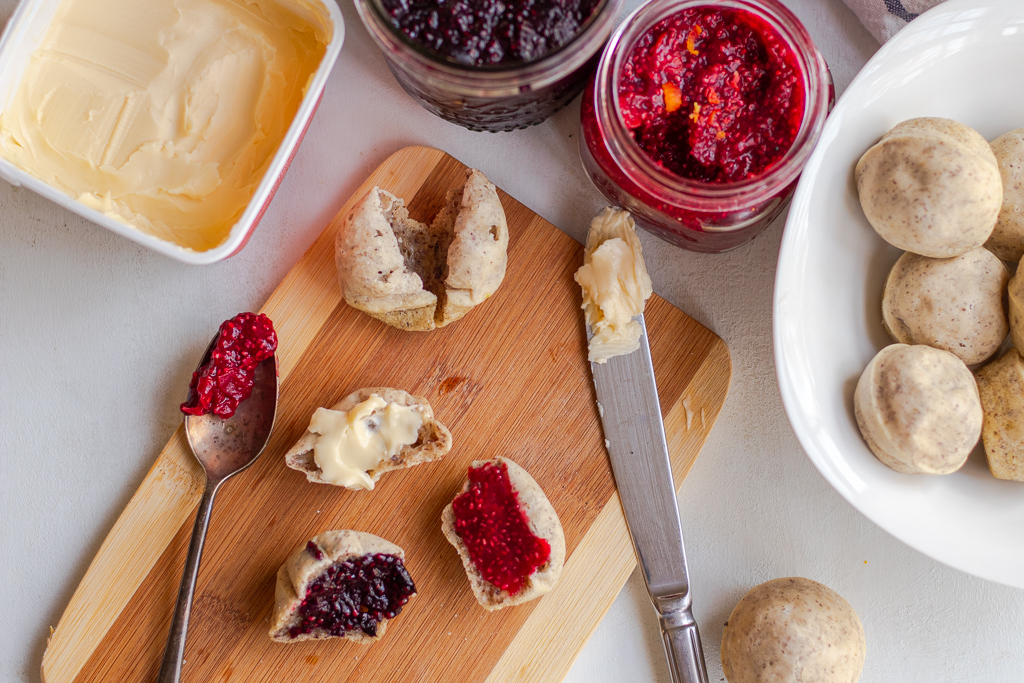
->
[592, 0, 830, 208]
[356, 0, 625, 91]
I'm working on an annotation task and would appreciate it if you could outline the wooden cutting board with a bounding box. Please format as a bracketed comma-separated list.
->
[41, 146, 731, 683]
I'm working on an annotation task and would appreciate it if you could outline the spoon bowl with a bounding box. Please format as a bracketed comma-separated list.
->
[185, 354, 279, 479]
[157, 334, 279, 683]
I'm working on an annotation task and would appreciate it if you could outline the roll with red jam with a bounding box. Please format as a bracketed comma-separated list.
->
[442, 457, 565, 610]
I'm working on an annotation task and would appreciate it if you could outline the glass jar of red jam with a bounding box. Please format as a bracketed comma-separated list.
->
[353, 0, 624, 132]
[579, 0, 831, 252]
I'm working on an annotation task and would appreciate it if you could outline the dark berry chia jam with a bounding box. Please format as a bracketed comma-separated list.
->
[382, 0, 602, 66]
[620, 7, 804, 182]
[355, 0, 622, 132]
[452, 460, 550, 595]
[289, 550, 416, 639]
[180, 312, 277, 419]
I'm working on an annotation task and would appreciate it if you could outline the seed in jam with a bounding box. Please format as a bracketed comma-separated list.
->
[180, 312, 278, 419]
[288, 553, 417, 639]
[381, 0, 602, 66]
[451, 460, 551, 594]
[618, 7, 805, 183]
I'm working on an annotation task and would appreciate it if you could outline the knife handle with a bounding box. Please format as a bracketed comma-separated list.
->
[660, 611, 709, 683]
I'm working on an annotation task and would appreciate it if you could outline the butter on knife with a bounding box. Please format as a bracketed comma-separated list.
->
[574, 207, 654, 363]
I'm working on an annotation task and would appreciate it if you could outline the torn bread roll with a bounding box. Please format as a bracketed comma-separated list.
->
[336, 168, 509, 331]
[284, 387, 452, 490]
[269, 530, 416, 644]
[442, 457, 565, 611]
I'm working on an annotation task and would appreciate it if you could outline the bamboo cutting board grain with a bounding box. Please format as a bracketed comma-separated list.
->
[41, 146, 731, 683]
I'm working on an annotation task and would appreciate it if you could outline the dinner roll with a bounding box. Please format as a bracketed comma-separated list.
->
[854, 344, 981, 474]
[721, 577, 865, 683]
[987, 129, 1024, 262]
[976, 349, 1024, 481]
[855, 117, 1001, 257]
[881, 248, 1009, 366]
[1011, 269, 1024, 351]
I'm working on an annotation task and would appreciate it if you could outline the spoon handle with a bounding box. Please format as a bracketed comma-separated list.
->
[157, 480, 219, 683]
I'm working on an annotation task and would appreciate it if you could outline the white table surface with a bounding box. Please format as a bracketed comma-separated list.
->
[3, 1, 1023, 681]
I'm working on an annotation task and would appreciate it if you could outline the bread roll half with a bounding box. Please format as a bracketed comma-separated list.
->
[284, 387, 452, 488]
[269, 530, 412, 644]
[442, 457, 565, 611]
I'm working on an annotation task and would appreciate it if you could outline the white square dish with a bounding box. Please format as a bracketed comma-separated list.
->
[0, 0, 344, 264]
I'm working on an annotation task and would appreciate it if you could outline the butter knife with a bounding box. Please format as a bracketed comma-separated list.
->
[589, 313, 709, 683]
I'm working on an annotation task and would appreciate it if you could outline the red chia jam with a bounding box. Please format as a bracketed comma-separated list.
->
[381, 0, 602, 66]
[180, 312, 277, 419]
[619, 6, 804, 183]
[289, 550, 416, 639]
[452, 460, 550, 595]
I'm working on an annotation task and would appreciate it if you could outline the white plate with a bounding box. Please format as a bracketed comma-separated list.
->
[774, 0, 1024, 588]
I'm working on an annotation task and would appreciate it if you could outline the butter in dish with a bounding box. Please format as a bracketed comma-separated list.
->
[0, 0, 344, 262]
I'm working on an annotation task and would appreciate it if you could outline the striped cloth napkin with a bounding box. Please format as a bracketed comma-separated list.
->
[842, 0, 945, 42]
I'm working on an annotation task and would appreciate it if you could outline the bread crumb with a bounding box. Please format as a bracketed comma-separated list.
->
[683, 397, 694, 430]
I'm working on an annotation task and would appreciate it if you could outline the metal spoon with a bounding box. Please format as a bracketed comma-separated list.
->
[156, 337, 279, 683]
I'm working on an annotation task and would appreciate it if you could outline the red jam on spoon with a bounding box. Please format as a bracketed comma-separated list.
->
[180, 312, 278, 419]
[452, 460, 551, 594]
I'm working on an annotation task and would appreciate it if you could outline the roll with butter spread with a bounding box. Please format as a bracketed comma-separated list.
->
[284, 387, 452, 490]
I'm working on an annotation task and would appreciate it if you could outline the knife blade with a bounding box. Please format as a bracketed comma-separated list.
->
[589, 313, 709, 683]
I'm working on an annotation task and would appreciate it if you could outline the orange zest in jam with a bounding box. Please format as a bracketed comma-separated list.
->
[662, 83, 683, 113]
[689, 102, 701, 123]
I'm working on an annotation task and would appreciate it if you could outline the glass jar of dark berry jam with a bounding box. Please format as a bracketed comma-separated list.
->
[580, 0, 831, 252]
[353, 0, 624, 132]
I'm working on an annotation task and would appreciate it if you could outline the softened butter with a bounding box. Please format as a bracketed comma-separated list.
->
[0, 0, 331, 251]
[308, 395, 424, 490]
[574, 207, 653, 363]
